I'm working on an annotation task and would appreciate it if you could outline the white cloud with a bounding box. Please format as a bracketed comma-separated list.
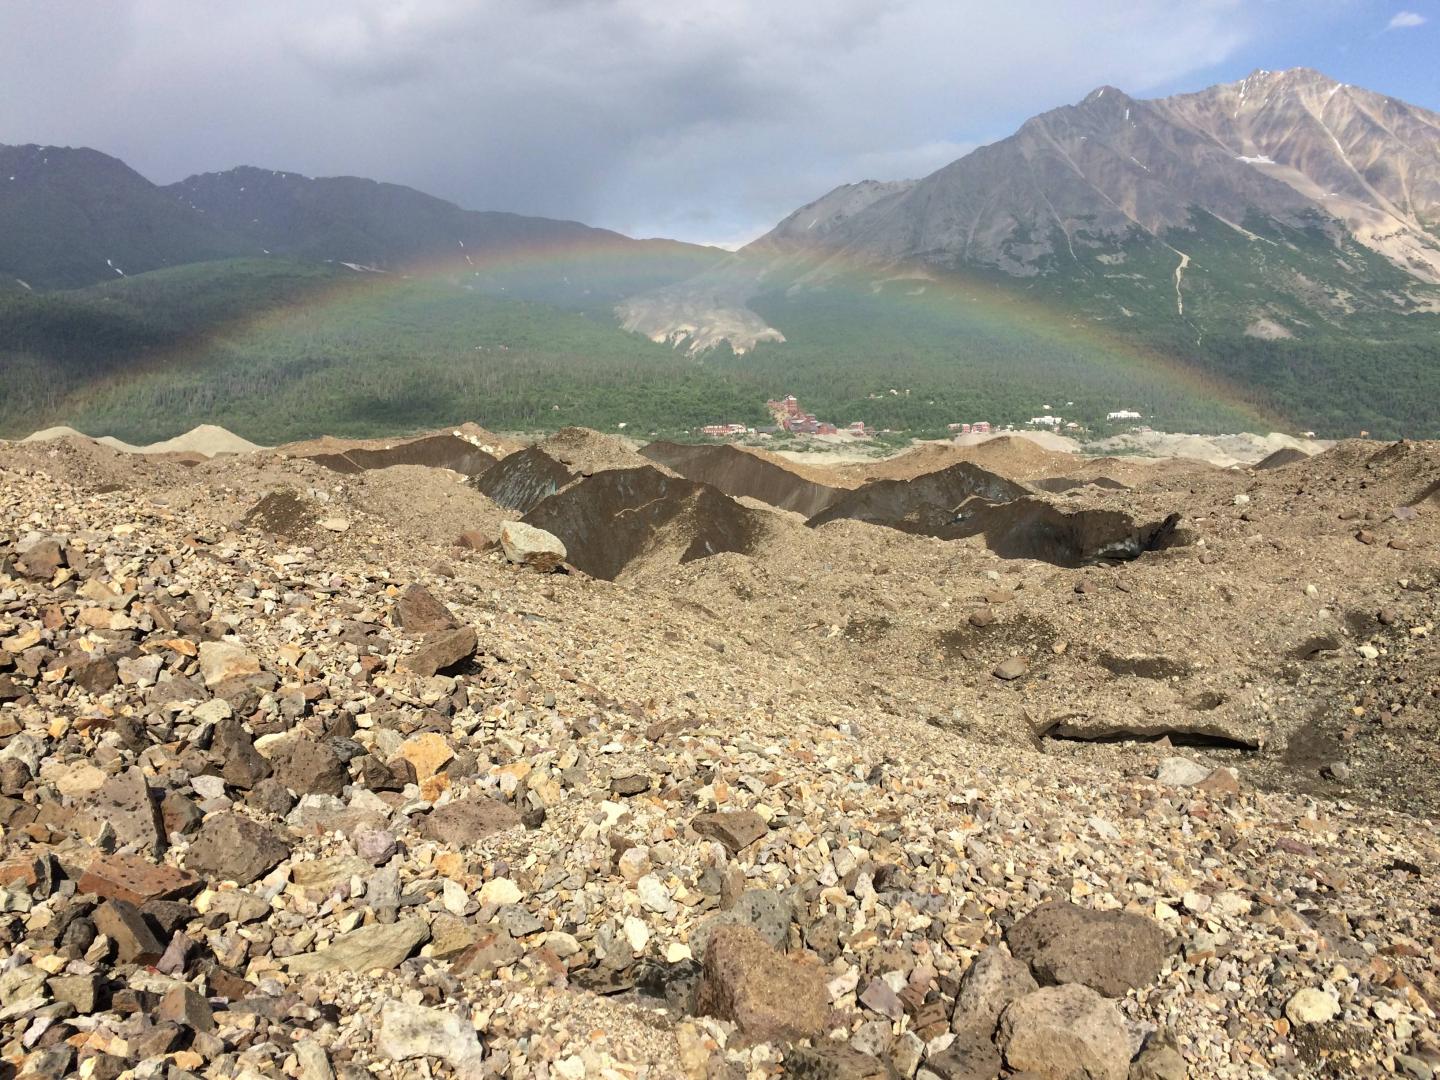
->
[0, 0, 1356, 242]
[1386, 10, 1427, 29]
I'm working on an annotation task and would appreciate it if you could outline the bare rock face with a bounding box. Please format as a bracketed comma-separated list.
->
[695, 924, 831, 1044]
[998, 984, 1133, 1080]
[499, 521, 567, 572]
[1007, 901, 1169, 997]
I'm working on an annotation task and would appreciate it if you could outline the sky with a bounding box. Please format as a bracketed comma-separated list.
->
[1, 1, 1436, 247]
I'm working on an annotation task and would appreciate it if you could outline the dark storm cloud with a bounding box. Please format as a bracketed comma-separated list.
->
[0, 0, 1343, 244]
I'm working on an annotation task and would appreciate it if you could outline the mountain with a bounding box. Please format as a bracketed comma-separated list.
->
[0, 145, 720, 296]
[749, 68, 1440, 283]
[0, 144, 246, 289]
[619, 69, 1440, 436]
[163, 166, 719, 301]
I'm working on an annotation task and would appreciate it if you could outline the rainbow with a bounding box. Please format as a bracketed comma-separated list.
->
[47, 229, 1281, 438]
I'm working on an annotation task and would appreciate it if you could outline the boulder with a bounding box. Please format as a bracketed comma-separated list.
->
[695, 924, 830, 1044]
[419, 796, 521, 845]
[72, 767, 165, 857]
[185, 812, 291, 885]
[376, 999, 484, 1074]
[286, 918, 430, 974]
[1007, 901, 1169, 997]
[998, 984, 1132, 1080]
[396, 584, 460, 635]
[953, 946, 1039, 1031]
[499, 521, 567, 571]
[399, 627, 477, 677]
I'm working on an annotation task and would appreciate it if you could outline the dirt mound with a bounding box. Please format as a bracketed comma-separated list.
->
[279, 422, 520, 458]
[640, 441, 842, 517]
[807, 461, 1031, 534]
[522, 465, 766, 581]
[242, 489, 318, 538]
[305, 434, 498, 477]
[1252, 447, 1312, 471]
[948, 499, 1182, 567]
[133, 424, 263, 456]
[473, 447, 579, 514]
[539, 426, 655, 474]
[18, 423, 262, 457]
[1031, 476, 1130, 494]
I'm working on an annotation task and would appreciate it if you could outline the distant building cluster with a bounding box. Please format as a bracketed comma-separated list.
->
[1108, 409, 1143, 421]
[763, 394, 870, 437]
[700, 423, 752, 438]
[947, 421, 992, 435]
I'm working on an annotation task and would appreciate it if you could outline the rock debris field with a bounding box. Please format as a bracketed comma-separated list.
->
[0, 426, 1437, 1080]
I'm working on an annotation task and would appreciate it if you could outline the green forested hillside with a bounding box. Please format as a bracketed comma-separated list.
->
[1, 257, 1280, 443]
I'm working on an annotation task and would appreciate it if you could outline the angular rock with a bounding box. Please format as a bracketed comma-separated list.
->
[953, 946, 1039, 1031]
[400, 627, 477, 677]
[265, 734, 347, 796]
[17, 540, 65, 580]
[377, 999, 484, 1073]
[285, 917, 429, 974]
[93, 899, 164, 964]
[500, 521, 567, 571]
[1007, 900, 1169, 997]
[396, 584, 460, 635]
[47, 973, 99, 1013]
[691, 810, 768, 855]
[419, 796, 521, 845]
[69, 654, 119, 694]
[157, 985, 216, 1032]
[1129, 1036, 1188, 1080]
[212, 717, 272, 790]
[185, 812, 291, 885]
[783, 1044, 889, 1079]
[77, 851, 200, 906]
[198, 641, 261, 687]
[291, 855, 371, 893]
[695, 924, 830, 1044]
[998, 984, 1132, 1080]
[1154, 757, 1211, 787]
[398, 731, 454, 780]
[72, 767, 165, 857]
[927, 1021, 1006, 1080]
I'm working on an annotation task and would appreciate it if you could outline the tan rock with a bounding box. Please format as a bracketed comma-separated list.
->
[695, 925, 830, 1044]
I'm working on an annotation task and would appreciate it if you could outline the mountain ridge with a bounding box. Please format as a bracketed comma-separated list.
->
[619, 67, 1440, 360]
[0, 143, 721, 291]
